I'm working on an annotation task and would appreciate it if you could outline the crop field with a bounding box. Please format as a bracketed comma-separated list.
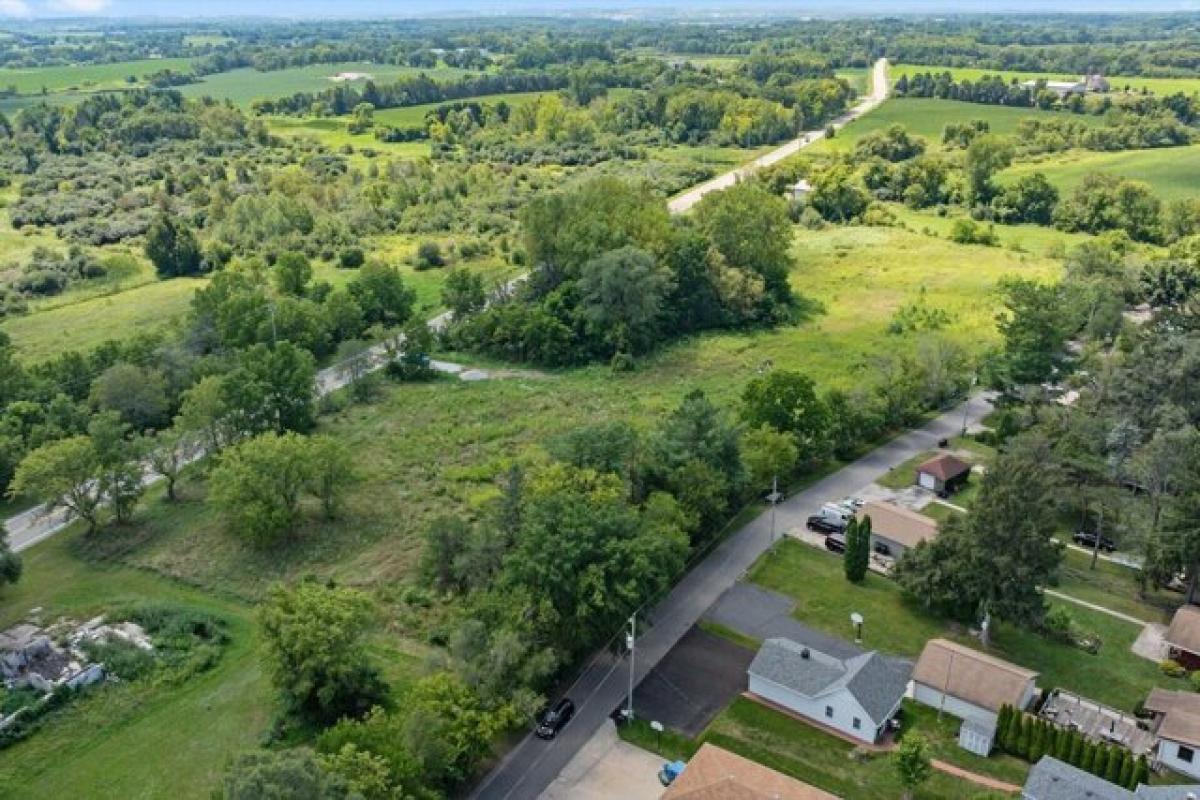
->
[1002, 143, 1200, 201]
[814, 97, 1105, 153]
[0, 57, 194, 95]
[178, 61, 485, 107]
[891, 63, 1200, 96]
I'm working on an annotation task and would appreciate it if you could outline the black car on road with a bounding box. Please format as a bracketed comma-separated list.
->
[536, 697, 575, 740]
[806, 516, 846, 534]
[1073, 530, 1116, 552]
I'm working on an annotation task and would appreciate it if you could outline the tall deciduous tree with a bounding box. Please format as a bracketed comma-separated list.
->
[740, 425, 798, 493]
[10, 435, 101, 534]
[892, 733, 932, 800]
[578, 246, 673, 355]
[741, 370, 831, 459]
[145, 212, 203, 278]
[694, 180, 796, 310]
[210, 431, 314, 545]
[260, 581, 388, 726]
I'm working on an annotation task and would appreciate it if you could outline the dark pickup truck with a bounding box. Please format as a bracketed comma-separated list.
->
[806, 515, 846, 535]
[1073, 530, 1116, 552]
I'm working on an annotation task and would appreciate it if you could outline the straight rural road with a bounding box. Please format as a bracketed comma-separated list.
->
[471, 394, 994, 800]
[667, 57, 889, 214]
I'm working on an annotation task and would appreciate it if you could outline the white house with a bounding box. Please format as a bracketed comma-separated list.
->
[746, 638, 910, 745]
[1020, 79, 1086, 97]
[911, 638, 1038, 756]
[790, 179, 813, 202]
[1144, 688, 1200, 780]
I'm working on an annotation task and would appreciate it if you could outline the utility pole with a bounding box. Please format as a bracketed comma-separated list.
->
[625, 614, 636, 722]
[767, 476, 783, 545]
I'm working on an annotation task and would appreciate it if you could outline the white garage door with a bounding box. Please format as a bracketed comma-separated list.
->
[918, 471, 937, 490]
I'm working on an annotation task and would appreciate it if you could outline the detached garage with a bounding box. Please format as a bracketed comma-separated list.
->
[916, 453, 972, 495]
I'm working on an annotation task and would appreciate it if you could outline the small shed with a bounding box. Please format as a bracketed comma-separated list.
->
[915, 453, 971, 495]
[790, 178, 813, 202]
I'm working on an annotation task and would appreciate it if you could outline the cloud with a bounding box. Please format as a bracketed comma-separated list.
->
[0, 0, 31, 16]
[47, 0, 112, 12]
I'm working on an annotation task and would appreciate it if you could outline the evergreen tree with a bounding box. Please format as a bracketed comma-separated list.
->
[1131, 756, 1151, 789]
[1018, 715, 1033, 760]
[1029, 721, 1046, 763]
[1080, 742, 1096, 772]
[1053, 727, 1070, 760]
[1004, 710, 1023, 754]
[1067, 731, 1084, 765]
[843, 517, 872, 583]
[1104, 746, 1123, 783]
[996, 706, 1012, 750]
[1117, 750, 1134, 789]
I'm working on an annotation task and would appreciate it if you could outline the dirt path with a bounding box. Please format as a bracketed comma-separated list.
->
[931, 759, 1022, 794]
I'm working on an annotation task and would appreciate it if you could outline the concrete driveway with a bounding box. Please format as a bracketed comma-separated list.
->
[538, 721, 664, 800]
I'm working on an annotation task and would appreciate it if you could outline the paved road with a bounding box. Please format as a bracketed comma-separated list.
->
[667, 57, 889, 214]
[471, 394, 994, 800]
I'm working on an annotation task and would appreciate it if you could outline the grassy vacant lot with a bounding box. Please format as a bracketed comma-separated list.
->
[0, 486, 428, 799]
[1054, 548, 1179, 625]
[751, 539, 1182, 712]
[179, 61, 484, 107]
[75, 222, 1059, 602]
[1003, 145, 1200, 202]
[891, 64, 1200, 96]
[815, 98, 1105, 154]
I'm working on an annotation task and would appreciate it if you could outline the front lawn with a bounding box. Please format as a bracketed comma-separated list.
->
[752, 540, 1184, 712]
[1053, 548, 1178, 625]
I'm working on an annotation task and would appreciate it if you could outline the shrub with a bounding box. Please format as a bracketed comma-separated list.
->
[1042, 606, 1075, 643]
[1189, 671, 1200, 692]
[339, 247, 365, 268]
[415, 240, 445, 270]
[1162, 659, 1188, 678]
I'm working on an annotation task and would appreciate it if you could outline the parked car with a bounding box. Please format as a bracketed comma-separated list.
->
[825, 533, 847, 554]
[1072, 530, 1116, 552]
[806, 515, 845, 535]
[536, 697, 575, 739]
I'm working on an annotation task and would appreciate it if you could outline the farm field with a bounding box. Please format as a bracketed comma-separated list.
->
[814, 97, 1106, 154]
[892, 63, 1200, 96]
[178, 61, 485, 107]
[1002, 144, 1200, 202]
[0, 57, 194, 95]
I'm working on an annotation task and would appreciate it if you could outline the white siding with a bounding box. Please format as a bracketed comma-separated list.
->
[911, 683, 998, 727]
[918, 472, 937, 491]
[1158, 738, 1200, 780]
[748, 674, 881, 744]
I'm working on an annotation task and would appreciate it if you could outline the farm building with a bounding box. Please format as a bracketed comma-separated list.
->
[911, 638, 1038, 756]
[1144, 688, 1200, 781]
[858, 500, 938, 558]
[746, 637, 909, 745]
[1165, 605, 1200, 671]
[1020, 79, 1086, 96]
[661, 742, 836, 800]
[915, 453, 971, 494]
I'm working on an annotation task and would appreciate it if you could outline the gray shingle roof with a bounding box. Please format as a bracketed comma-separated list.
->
[1023, 757, 1132, 800]
[747, 638, 910, 726]
[1135, 787, 1200, 799]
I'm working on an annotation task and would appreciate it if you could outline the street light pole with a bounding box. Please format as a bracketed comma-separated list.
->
[767, 476, 783, 545]
[626, 614, 636, 722]
[960, 373, 977, 437]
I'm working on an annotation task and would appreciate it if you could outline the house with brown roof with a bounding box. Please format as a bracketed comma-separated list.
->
[1144, 688, 1200, 781]
[911, 638, 1039, 756]
[858, 501, 938, 558]
[661, 742, 838, 800]
[1166, 606, 1200, 670]
[915, 453, 972, 495]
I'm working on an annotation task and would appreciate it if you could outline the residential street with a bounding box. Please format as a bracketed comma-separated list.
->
[470, 394, 994, 800]
[667, 57, 889, 214]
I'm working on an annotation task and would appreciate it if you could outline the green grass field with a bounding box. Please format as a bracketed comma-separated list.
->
[816, 98, 1106, 154]
[178, 61, 484, 107]
[1002, 144, 1200, 202]
[0, 57, 194, 95]
[752, 539, 1181, 712]
[892, 64, 1200, 97]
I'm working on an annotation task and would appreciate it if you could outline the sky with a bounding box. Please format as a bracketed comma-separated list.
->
[3, 0, 1200, 18]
